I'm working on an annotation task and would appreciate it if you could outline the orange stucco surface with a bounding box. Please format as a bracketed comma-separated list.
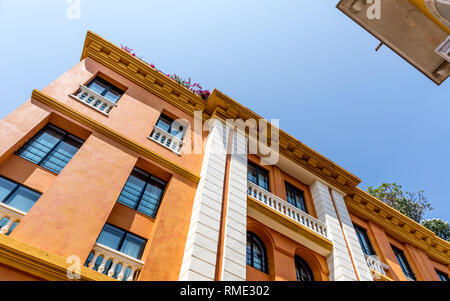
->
[246, 217, 329, 281]
[0, 59, 202, 280]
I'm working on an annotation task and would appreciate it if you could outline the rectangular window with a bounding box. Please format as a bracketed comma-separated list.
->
[354, 224, 375, 256]
[96, 223, 147, 259]
[87, 77, 124, 103]
[0, 176, 41, 213]
[247, 162, 269, 191]
[155, 114, 186, 140]
[436, 269, 449, 281]
[16, 124, 84, 174]
[285, 182, 307, 213]
[117, 168, 166, 219]
[392, 245, 416, 280]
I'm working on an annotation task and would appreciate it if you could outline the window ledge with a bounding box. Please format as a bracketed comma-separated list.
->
[69, 85, 118, 116]
[148, 126, 184, 155]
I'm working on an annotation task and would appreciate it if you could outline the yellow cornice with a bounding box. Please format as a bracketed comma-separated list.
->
[207, 89, 362, 192]
[370, 269, 394, 281]
[31, 90, 200, 184]
[0, 235, 113, 281]
[81, 31, 209, 120]
[248, 196, 333, 252]
[345, 188, 450, 265]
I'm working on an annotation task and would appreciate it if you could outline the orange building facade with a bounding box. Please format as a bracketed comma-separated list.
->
[0, 32, 448, 281]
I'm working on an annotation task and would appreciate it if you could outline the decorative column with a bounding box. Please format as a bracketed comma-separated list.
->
[330, 189, 373, 281]
[220, 129, 248, 281]
[310, 180, 358, 281]
[179, 119, 230, 280]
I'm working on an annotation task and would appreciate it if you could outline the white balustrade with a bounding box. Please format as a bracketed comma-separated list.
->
[365, 254, 390, 278]
[86, 243, 144, 281]
[0, 203, 26, 235]
[247, 181, 328, 239]
[149, 126, 184, 155]
[70, 85, 117, 115]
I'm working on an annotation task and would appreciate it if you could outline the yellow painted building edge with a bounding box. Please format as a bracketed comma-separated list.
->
[0, 235, 113, 281]
[31, 89, 201, 184]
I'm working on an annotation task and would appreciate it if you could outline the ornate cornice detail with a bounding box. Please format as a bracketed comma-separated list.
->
[81, 31, 208, 119]
[345, 188, 450, 264]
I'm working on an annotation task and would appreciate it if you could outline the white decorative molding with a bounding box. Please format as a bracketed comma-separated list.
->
[220, 130, 248, 281]
[70, 85, 117, 116]
[426, 0, 450, 29]
[330, 189, 373, 281]
[86, 243, 144, 281]
[179, 119, 229, 281]
[310, 181, 358, 281]
[248, 181, 328, 239]
[365, 254, 390, 279]
[0, 203, 26, 235]
[149, 126, 184, 155]
[435, 35, 450, 62]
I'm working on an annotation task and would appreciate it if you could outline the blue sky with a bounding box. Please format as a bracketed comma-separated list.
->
[0, 0, 448, 220]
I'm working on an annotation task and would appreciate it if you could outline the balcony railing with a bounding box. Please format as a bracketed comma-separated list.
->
[247, 181, 328, 239]
[86, 243, 144, 281]
[149, 126, 184, 155]
[70, 85, 117, 116]
[365, 254, 390, 279]
[0, 203, 26, 235]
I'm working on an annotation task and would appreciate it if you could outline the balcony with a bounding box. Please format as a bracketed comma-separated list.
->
[0, 203, 26, 235]
[70, 85, 117, 116]
[149, 126, 184, 155]
[247, 181, 332, 256]
[365, 254, 391, 281]
[86, 243, 144, 281]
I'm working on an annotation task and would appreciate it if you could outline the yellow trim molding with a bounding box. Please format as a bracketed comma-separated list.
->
[345, 188, 450, 265]
[31, 90, 201, 184]
[0, 235, 113, 281]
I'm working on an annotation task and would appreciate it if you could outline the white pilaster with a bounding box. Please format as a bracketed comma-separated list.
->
[221, 130, 248, 281]
[330, 189, 373, 281]
[310, 180, 357, 281]
[179, 119, 229, 281]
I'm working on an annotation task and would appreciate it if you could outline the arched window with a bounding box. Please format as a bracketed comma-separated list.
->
[246, 232, 268, 273]
[295, 255, 314, 281]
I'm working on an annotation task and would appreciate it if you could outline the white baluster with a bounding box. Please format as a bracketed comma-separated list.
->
[0, 219, 14, 235]
[108, 259, 119, 277]
[117, 264, 128, 281]
[127, 267, 137, 281]
[88, 251, 100, 269]
[97, 256, 108, 273]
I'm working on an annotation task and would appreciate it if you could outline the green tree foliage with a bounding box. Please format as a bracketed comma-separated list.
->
[367, 183, 432, 223]
[421, 219, 450, 242]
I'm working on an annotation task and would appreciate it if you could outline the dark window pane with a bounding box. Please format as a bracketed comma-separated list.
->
[117, 168, 166, 219]
[87, 77, 124, 103]
[246, 231, 268, 273]
[436, 270, 449, 281]
[295, 255, 314, 281]
[285, 183, 307, 213]
[97, 224, 125, 250]
[392, 246, 416, 280]
[4, 186, 41, 213]
[156, 115, 174, 133]
[120, 233, 146, 259]
[247, 162, 269, 191]
[16, 124, 84, 174]
[0, 177, 17, 202]
[354, 225, 375, 256]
